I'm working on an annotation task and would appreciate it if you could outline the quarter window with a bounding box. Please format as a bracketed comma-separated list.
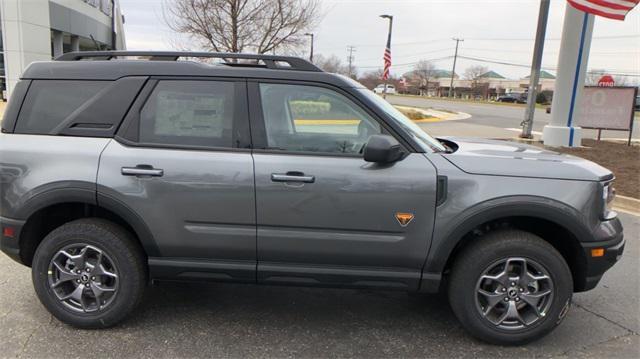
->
[139, 81, 238, 148]
[15, 80, 107, 134]
[259, 83, 382, 154]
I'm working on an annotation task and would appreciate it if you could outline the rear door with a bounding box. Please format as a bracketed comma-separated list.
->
[249, 81, 438, 290]
[97, 78, 256, 282]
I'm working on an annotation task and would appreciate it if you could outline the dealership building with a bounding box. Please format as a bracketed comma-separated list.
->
[0, 0, 126, 99]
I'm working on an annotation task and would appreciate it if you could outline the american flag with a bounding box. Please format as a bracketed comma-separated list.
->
[382, 35, 392, 80]
[567, 0, 639, 20]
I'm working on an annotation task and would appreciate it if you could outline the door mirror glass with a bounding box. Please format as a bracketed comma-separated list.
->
[363, 135, 405, 163]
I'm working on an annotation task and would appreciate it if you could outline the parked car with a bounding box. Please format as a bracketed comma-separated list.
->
[373, 84, 396, 94]
[0, 51, 624, 345]
[496, 93, 526, 104]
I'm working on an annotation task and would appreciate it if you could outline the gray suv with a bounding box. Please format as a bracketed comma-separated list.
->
[0, 52, 624, 345]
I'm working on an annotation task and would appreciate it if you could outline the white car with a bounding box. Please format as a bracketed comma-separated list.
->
[373, 84, 396, 94]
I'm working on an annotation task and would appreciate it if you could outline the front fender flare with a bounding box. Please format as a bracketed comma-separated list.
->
[421, 196, 592, 286]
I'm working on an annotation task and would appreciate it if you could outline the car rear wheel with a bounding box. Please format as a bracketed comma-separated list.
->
[448, 230, 573, 345]
[32, 218, 146, 328]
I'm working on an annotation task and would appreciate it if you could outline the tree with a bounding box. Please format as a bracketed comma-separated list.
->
[464, 65, 489, 96]
[357, 69, 401, 91]
[413, 60, 437, 96]
[164, 0, 321, 54]
[313, 54, 350, 75]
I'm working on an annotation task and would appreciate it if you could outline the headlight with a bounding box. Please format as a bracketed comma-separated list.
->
[602, 182, 616, 220]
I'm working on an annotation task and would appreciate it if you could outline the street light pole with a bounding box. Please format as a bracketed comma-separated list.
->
[304, 33, 314, 62]
[448, 38, 463, 98]
[521, 0, 550, 139]
[380, 14, 393, 99]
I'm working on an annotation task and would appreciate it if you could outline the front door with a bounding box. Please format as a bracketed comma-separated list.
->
[250, 82, 438, 290]
[97, 78, 256, 282]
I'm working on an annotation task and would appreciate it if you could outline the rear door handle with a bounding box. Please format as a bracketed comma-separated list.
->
[271, 172, 315, 183]
[121, 165, 164, 177]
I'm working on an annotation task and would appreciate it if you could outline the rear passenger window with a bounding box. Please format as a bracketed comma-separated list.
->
[139, 81, 237, 148]
[15, 80, 107, 134]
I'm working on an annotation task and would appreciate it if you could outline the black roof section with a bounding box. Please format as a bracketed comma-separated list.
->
[22, 51, 363, 89]
[55, 51, 323, 72]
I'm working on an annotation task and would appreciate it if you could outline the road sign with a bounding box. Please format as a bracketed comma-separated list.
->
[577, 86, 637, 145]
[597, 75, 615, 87]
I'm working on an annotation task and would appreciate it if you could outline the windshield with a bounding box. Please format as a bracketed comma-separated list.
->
[357, 89, 447, 152]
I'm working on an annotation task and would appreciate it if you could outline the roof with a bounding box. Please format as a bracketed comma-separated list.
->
[21, 60, 360, 89]
[525, 70, 556, 80]
[479, 71, 505, 79]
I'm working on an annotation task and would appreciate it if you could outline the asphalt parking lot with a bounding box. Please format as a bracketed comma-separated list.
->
[1, 212, 638, 358]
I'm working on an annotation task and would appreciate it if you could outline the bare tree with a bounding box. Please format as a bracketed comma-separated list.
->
[313, 54, 350, 75]
[357, 69, 400, 91]
[464, 65, 489, 96]
[413, 60, 437, 96]
[164, 0, 321, 54]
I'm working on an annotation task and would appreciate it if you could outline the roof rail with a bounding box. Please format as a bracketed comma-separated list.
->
[55, 51, 323, 72]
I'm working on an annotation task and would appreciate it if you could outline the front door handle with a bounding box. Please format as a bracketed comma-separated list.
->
[121, 165, 164, 177]
[271, 172, 315, 183]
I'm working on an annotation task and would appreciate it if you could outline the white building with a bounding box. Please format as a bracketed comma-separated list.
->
[0, 0, 126, 99]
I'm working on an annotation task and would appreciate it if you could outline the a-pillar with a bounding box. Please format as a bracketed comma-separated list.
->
[542, 3, 594, 147]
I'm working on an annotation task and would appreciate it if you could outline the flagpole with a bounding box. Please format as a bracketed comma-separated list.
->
[543, 3, 594, 147]
[380, 14, 393, 99]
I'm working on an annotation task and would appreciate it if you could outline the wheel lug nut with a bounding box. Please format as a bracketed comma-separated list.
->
[76, 279, 80, 283]
[85, 283, 89, 287]
[91, 277, 96, 280]
[516, 297, 520, 301]
[504, 297, 509, 301]
[519, 288, 524, 292]
[511, 282, 515, 286]
[502, 288, 506, 292]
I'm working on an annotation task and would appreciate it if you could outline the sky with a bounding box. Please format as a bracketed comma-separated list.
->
[119, 0, 640, 80]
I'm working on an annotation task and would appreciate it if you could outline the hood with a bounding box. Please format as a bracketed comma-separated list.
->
[439, 137, 613, 181]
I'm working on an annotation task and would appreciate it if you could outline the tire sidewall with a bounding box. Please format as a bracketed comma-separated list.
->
[449, 232, 573, 345]
[32, 221, 143, 328]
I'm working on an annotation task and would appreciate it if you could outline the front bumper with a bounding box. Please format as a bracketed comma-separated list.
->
[577, 216, 625, 292]
[0, 216, 25, 264]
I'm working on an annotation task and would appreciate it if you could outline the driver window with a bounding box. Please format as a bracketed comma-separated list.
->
[259, 83, 382, 154]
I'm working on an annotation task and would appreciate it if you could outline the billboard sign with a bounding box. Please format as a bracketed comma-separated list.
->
[577, 87, 636, 130]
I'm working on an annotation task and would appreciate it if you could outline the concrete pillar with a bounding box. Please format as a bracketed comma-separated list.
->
[52, 30, 64, 58]
[543, 3, 594, 147]
[70, 35, 80, 52]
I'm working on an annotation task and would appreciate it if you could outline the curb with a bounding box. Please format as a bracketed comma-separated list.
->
[394, 105, 471, 122]
[613, 195, 640, 215]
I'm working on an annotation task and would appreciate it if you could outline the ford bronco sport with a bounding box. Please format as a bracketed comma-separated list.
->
[0, 51, 624, 345]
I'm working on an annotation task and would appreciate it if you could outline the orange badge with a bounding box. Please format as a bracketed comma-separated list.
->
[395, 213, 414, 227]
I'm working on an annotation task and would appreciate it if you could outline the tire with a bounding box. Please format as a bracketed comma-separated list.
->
[448, 230, 573, 345]
[32, 218, 147, 328]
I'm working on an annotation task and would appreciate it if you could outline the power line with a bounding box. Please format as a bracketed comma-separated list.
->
[457, 55, 640, 77]
[357, 55, 453, 69]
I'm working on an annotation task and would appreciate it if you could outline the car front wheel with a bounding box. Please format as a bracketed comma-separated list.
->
[448, 230, 573, 345]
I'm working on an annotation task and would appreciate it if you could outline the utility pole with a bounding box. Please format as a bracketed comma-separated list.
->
[304, 33, 314, 62]
[448, 38, 463, 98]
[347, 46, 356, 78]
[521, 0, 550, 139]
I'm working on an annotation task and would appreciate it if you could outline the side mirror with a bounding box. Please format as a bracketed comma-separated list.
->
[363, 135, 405, 163]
